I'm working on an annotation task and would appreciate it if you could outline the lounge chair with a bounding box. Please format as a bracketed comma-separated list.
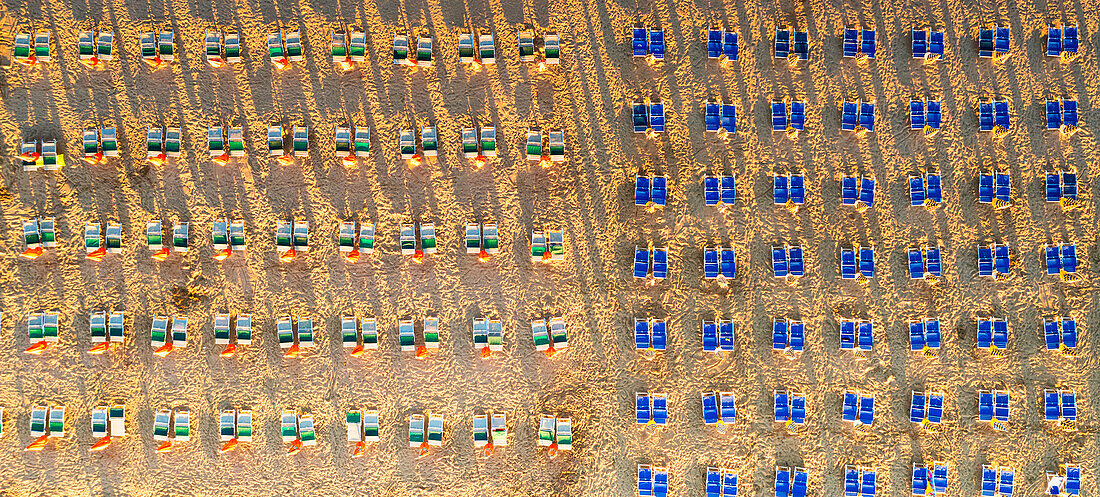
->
[979, 28, 995, 58]
[840, 321, 858, 351]
[393, 318, 413, 352]
[632, 24, 647, 58]
[648, 99, 665, 133]
[392, 34, 410, 64]
[20, 139, 39, 171]
[718, 175, 736, 205]
[423, 315, 440, 350]
[547, 130, 565, 161]
[650, 175, 667, 207]
[525, 129, 543, 159]
[857, 320, 873, 354]
[421, 126, 438, 157]
[993, 389, 1010, 428]
[632, 101, 649, 133]
[649, 28, 665, 61]
[775, 467, 792, 497]
[993, 98, 1011, 134]
[296, 316, 314, 349]
[418, 223, 436, 255]
[792, 31, 809, 60]
[909, 174, 926, 206]
[843, 28, 859, 58]
[341, 315, 358, 349]
[912, 28, 928, 58]
[281, 410, 298, 443]
[925, 101, 942, 132]
[772, 100, 787, 131]
[537, 414, 555, 446]
[842, 390, 859, 423]
[858, 245, 874, 279]
[518, 29, 535, 62]
[1061, 243, 1078, 281]
[718, 391, 736, 425]
[788, 101, 806, 132]
[774, 174, 790, 205]
[549, 316, 568, 351]
[701, 320, 718, 352]
[774, 27, 791, 58]
[636, 392, 651, 425]
[84, 222, 102, 256]
[547, 230, 565, 261]
[999, 467, 1014, 496]
[554, 417, 572, 451]
[31, 31, 50, 63]
[991, 318, 1008, 354]
[719, 247, 736, 279]
[472, 413, 489, 448]
[416, 36, 432, 67]
[981, 465, 998, 496]
[228, 219, 245, 253]
[331, 31, 348, 66]
[543, 33, 561, 64]
[841, 101, 858, 131]
[707, 29, 722, 59]
[168, 222, 187, 253]
[703, 248, 719, 280]
[214, 313, 231, 346]
[276, 316, 295, 351]
[909, 247, 925, 279]
[717, 103, 736, 134]
[459, 32, 475, 63]
[408, 414, 425, 447]
[298, 414, 316, 446]
[220, 410, 237, 442]
[13, 33, 32, 64]
[701, 392, 719, 425]
[978, 99, 995, 132]
[862, 30, 876, 59]
[708, 98, 726, 131]
[772, 246, 788, 278]
[717, 319, 735, 352]
[910, 100, 925, 130]
[788, 246, 804, 277]
[462, 128, 478, 158]
[649, 248, 668, 280]
[845, 466, 860, 496]
[840, 246, 857, 280]
[149, 315, 169, 353]
[479, 34, 495, 64]
[531, 230, 548, 262]
[152, 408, 172, 442]
[857, 393, 874, 429]
[858, 102, 875, 132]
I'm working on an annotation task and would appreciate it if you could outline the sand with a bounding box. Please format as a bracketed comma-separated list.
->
[0, 0, 1098, 495]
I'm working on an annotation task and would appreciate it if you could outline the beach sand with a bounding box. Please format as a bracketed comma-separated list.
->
[0, 0, 1097, 495]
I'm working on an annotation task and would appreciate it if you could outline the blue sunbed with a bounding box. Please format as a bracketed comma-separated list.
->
[861, 468, 877, 496]
[649, 30, 665, 60]
[842, 391, 858, 421]
[859, 246, 874, 278]
[840, 320, 856, 350]
[993, 100, 1010, 130]
[702, 392, 719, 425]
[651, 176, 666, 206]
[706, 467, 721, 497]
[1048, 27, 1062, 57]
[651, 319, 666, 351]
[793, 31, 809, 60]
[706, 100, 720, 132]
[1046, 172, 1062, 202]
[927, 393, 943, 424]
[718, 320, 735, 351]
[705, 176, 720, 205]
[774, 175, 789, 205]
[841, 176, 857, 205]
[1063, 171, 1078, 201]
[652, 249, 668, 279]
[1066, 465, 1080, 496]
[649, 102, 665, 132]
[707, 29, 722, 59]
[637, 392, 651, 424]
[977, 245, 994, 277]
[998, 468, 1013, 496]
[1063, 26, 1078, 54]
[845, 466, 860, 497]
[1062, 317, 1077, 349]
[635, 175, 650, 205]
[720, 248, 736, 279]
[840, 247, 857, 279]
[859, 102, 875, 132]
[994, 244, 1010, 276]
[1047, 100, 1062, 130]
[978, 172, 994, 203]
[910, 321, 925, 351]
[702, 320, 718, 351]
[638, 465, 654, 496]
[703, 248, 719, 279]
[926, 101, 941, 129]
[977, 318, 993, 349]
[634, 248, 649, 279]
[1045, 319, 1061, 350]
[721, 175, 736, 205]
[910, 100, 925, 129]
[857, 321, 873, 351]
[910, 175, 926, 206]
[633, 102, 649, 133]
[719, 392, 736, 424]
[775, 468, 791, 497]
[994, 391, 1009, 421]
[632, 26, 647, 57]
[909, 248, 925, 279]
[858, 176, 874, 207]
[841, 102, 858, 131]
[995, 27, 1010, 53]
[843, 28, 859, 58]
[911, 391, 926, 422]
[789, 321, 805, 352]
[790, 175, 805, 205]
[1062, 391, 1077, 420]
[792, 468, 808, 497]
[772, 101, 788, 131]
[654, 468, 668, 497]
[791, 394, 805, 424]
[773, 319, 788, 350]
[978, 28, 995, 58]
[929, 31, 944, 57]
[981, 466, 997, 496]
[775, 391, 790, 422]
[994, 171, 1010, 204]
[1062, 244, 1077, 274]
[723, 31, 738, 61]
[652, 394, 667, 424]
[912, 29, 927, 58]
[635, 319, 650, 350]
[858, 395, 874, 426]
[978, 100, 995, 132]
[992, 319, 1008, 350]
[925, 319, 941, 349]
[925, 171, 941, 203]
[790, 101, 805, 130]
[1063, 99, 1078, 128]
[774, 28, 790, 58]
[1045, 390, 1060, 421]
[721, 104, 736, 133]
[861, 30, 876, 59]
[1046, 245, 1061, 275]
[788, 246, 804, 276]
